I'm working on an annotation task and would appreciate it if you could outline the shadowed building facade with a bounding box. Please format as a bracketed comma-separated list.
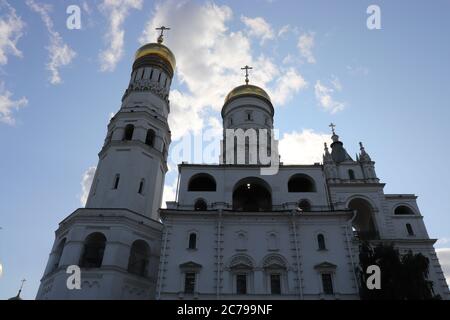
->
[36, 32, 449, 300]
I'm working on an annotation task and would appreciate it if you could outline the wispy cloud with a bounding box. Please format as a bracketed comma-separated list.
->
[80, 166, 96, 206]
[0, 0, 24, 65]
[26, 0, 76, 85]
[241, 16, 274, 44]
[297, 31, 316, 64]
[0, 81, 27, 124]
[314, 80, 345, 114]
[279, 129, 331, 164]
[98, 0, 143, 72]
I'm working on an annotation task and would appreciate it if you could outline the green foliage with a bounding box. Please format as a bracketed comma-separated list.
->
[358, 242, 441, 300]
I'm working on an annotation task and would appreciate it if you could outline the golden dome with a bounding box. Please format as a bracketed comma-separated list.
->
[134, 43, 176, 71]
[224, 84, 271, 104]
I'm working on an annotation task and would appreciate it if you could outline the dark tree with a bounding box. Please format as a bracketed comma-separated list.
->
[357, 242, 441, 300]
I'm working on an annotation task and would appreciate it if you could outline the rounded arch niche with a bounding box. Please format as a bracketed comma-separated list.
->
[232, 177, 272, 212]
[347, 197, 379, 240]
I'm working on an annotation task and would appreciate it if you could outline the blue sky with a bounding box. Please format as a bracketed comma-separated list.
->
[1, 0, 450, 299]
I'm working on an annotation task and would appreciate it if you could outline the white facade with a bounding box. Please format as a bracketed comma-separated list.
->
[36, 40, 450, 300]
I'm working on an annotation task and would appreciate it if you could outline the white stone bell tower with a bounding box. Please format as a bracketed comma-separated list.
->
[36, 28, 176, 300]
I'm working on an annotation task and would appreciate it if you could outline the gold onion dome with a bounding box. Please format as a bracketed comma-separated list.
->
[224, 84, 271, 104]
[134, 42, 176, 71]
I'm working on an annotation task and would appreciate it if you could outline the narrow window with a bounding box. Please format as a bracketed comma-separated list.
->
[150, 69, 154, 80]
[145, 129, 155, 147]
[113, 174, 120, 190]
[123, 124, 134, 141]
[406, 223, 414, 236]
[270, 274, 281, 294]
[138, 179, 145, 195]
[236, 274, 247, 294]
[317, 234, 326, 250]
[164, 78, 168, 88]
[184, 272, 196, 294]
[321, 274, 334, 295]
[246, 111, 252, 121]
[348, 169, 355, 180]
[188, 233, 197, 249]
[158, 72, 161, 82]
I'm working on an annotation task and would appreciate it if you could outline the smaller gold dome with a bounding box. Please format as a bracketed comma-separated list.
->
[134, 43, 176, 71]
[224, 84, 271, 104]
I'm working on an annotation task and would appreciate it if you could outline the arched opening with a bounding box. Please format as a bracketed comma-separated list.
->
[188, 173, 216, 191]
[288, 174, 316, 192]
[348, 198, 379, 240]
[194, 199, 207, 211]
[188, 233, 197, 249]
[80, 232, 106, 268]
[348, 169, 355, 180]
[395, 205, 415, 215]
[50, 238, 66, 273]
[232, 177, 272, 211]
[123, 124, 134, 141]
[298, 199, 311, 211]
[262, 255, 287, 295]
[127, 240, 150, 277]
[317, 234, 326, 250]
[145, 129, 155, 147]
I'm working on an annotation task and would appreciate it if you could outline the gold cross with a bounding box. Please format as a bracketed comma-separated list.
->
[329, 123, 336, 135]
[156, 26, 171, 43]
[241, 65, 253, 85]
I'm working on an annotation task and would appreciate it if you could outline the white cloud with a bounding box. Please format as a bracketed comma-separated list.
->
[436, 248, 450, 288]
[0, 81, 27, 124]
[0, 0, 24, 65]
[346, 65, 369, 76]
[330, 75, 342, 91]
[26, 0, 76, 85]
[279, 129, 331, 164]
[436, 238, 450, 247]
[314, 80, 345, 114]
[98, 0, 143, 72]
[277, 24, 290, 37]
[297, 32, 316, 64]
[241, 16, 274, 44]
[161, 179, 177, 209]
[269, 68, 307, 105]
[140, 1, 306, 140]
[80, 166, 96, 206]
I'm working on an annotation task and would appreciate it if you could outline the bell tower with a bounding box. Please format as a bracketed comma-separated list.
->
[36, 28, 175, 300]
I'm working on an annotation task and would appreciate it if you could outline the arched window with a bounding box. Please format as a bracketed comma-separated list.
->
[188, 233, 197, 249]
[232, 177, 272, 211]
[298, 199, 311, 211]
[288, 174, 316, 192]
[194, 199, 207, 211]
[317, 234, 326, 250]
[50, 238, 66, 273]
[395, 206, 415, 215]
[406, 223, 414, 236]
[145, 129, 155, 147]
[188, 173, 216, 191]
[138, 179, 145, 194]
[348, 198, 378, 240]
[123, 124, 134, 141]
[127, 240, 150, 277]
[348, 169, 355, 180]
[80, 233, 106, 268]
